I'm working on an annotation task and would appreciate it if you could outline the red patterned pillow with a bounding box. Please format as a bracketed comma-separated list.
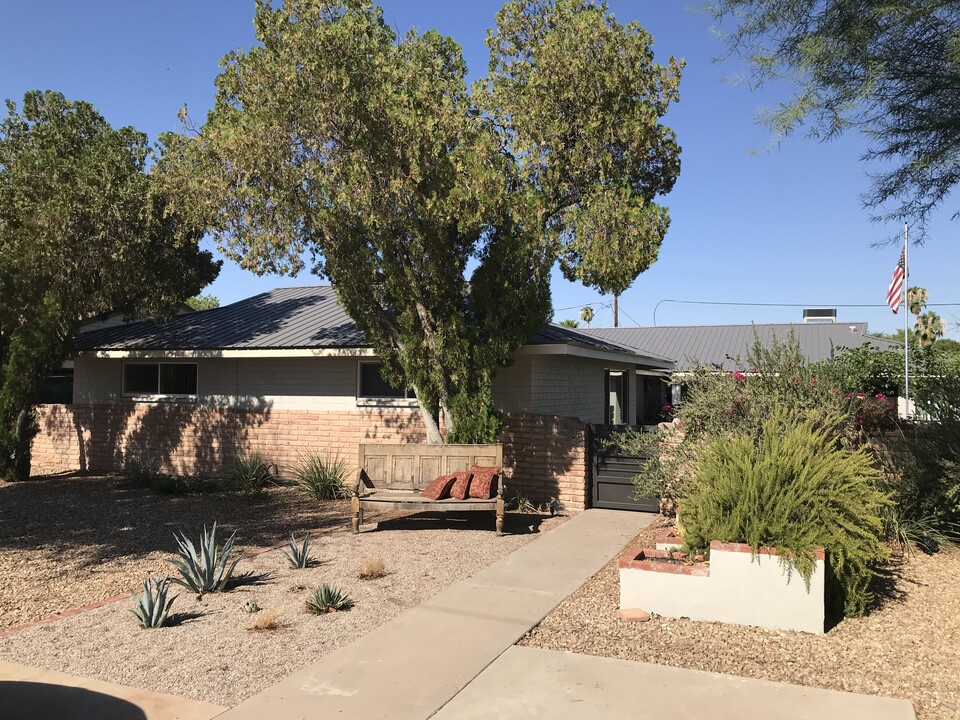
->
[448, 471, 473, 500]
[421, 474, 457, 500]
[468, 466, 500, 499]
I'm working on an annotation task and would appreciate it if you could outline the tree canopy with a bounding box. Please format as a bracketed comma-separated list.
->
[160, 0, 682, 442]
[0, 91, 220, 479]
[186, 294, 220, 311]
[709, 0, 960, 238]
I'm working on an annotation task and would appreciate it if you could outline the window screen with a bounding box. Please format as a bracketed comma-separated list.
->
[160, 364, 198, 395]
[359, 363, 409, 398]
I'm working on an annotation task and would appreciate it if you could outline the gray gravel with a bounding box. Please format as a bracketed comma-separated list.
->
[0, 475, 563, 707]
[520, 518, 960, 720]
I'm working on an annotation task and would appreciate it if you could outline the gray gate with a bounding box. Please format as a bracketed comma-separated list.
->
[591, 425, 659, 512]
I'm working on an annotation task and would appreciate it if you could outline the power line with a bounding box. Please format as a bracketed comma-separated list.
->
[653, 299, 960, 326]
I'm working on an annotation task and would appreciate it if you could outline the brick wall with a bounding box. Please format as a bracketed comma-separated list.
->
[31, 405, 591, 511]
[500, 412, 591, 512]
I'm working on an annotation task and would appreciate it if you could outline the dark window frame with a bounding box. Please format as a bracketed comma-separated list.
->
[122, 362, 198, 397]
[357, 361, 415, 400]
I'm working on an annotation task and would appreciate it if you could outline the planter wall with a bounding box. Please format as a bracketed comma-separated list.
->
[619, 541, 825, 634]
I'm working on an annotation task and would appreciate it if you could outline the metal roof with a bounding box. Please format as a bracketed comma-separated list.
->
[74, 286, 366, 350]
[580, 323, 899, 371]
[74, 286, 666, 366]
[529, 324, 673, 366]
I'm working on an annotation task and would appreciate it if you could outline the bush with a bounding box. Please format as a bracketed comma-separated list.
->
[221, 453, 276, 494]
[293, 451, 350, 500]
[681, 410, 891, 617]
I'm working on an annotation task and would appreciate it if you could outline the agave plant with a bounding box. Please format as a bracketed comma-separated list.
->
[169, 522, 242, 595]
[131, 577, 176, 628]
[243, 600, 261, 613]
[282, 532, 316, 569]
[305, 584, 354, 614]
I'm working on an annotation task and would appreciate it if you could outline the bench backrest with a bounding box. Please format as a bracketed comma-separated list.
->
[358, 443, 503, 490]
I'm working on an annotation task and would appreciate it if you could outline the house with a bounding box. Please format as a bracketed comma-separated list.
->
[581, 319, 900, 424]
[31, 286, 672, 511]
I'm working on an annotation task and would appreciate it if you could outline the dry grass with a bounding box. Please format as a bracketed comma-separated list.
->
[358, 557, 386, 579]
[247, 608, 284, 632]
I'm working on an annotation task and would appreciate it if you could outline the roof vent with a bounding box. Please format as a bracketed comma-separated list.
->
[802, 308, 837, 324]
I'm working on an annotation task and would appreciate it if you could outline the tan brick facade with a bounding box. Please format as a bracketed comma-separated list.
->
[31, 405, 591, 512]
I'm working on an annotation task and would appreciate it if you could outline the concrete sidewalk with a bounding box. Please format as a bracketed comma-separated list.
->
[434, 646, 917, 720]
[216, 509, 648, 720]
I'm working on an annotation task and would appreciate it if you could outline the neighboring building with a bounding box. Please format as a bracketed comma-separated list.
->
[582, 319, 899, 425]
[32, 286, 671, 511]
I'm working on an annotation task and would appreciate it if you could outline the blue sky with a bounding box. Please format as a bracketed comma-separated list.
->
[3, 1, 958, 338]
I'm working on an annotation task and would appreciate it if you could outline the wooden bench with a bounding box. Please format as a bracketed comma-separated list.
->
[351, 443, 506, 535]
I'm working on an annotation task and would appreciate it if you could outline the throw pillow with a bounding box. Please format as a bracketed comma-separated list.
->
[448, 471, 473, 500]
[421, 474, 457, 500]
[468, 465, 500, 499]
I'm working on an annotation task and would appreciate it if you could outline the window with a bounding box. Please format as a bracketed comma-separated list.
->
[605, 370, 628, 425]
[123, 363, 197, 396]
[358, 362, 414, 400]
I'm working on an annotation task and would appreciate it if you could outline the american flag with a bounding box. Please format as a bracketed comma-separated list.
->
[886, 250, 905, 313]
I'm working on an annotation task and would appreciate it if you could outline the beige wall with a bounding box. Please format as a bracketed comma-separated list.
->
[75, 353, 634, 425]
[496, 354, 636, 425]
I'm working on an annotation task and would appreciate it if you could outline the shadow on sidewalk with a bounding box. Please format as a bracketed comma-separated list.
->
[0, 681, 147, 720]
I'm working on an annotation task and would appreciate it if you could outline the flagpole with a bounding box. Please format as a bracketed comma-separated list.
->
[903, 223, 910, 420]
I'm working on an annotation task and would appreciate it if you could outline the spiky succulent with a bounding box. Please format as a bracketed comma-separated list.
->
[282, 532, 316, 569]
[243, 601, 261, 613]
[131, 577, 176, 628]
[169, 522, 242, 595]
[305, 584, 354, 614]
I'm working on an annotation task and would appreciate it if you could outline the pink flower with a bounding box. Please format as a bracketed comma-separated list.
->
[875, 393, 887, 401]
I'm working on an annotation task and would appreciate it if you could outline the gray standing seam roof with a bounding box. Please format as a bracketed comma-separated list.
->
[73, 286, 669, 366]
[580, 323, 899, 372]
[74, 286, 366, 350]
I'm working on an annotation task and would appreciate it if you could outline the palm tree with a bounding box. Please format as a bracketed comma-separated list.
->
[915, 311, 945, 348]
[579, 305, 595, 328]
[907, 286, 928, 316]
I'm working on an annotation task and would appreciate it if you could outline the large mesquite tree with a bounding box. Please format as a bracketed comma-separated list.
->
[0, 91, 220, 480]
[160, 0, 682, 443]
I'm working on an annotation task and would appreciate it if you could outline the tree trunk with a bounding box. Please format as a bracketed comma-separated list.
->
[14, 408, 32, 482]
[418, 404, 445, 445]
[613, 294, 619, 327]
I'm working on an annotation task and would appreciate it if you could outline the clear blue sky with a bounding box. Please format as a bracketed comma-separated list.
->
[3, 1, 958, 338]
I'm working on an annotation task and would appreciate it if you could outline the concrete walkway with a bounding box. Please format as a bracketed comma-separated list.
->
[217, 509, 647, 720]
[434, 646, 917, 720]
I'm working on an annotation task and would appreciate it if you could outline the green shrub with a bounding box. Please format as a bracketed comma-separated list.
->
[169, 523, 243, 595]
[293, 451, 350, 500]
[305, 584, 354, 614]
[221, 453, 276, 494]
[446, 380, 503, 444]
[130, 577, 176, 628]
[681, 410, 891, 617]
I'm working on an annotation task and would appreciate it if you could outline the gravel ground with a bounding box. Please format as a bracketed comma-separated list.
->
[520, 518, 960, 720]
[0, 474, 563, 706]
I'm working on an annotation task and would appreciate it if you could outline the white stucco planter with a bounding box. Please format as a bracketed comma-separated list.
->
[619, 541, 825, 634]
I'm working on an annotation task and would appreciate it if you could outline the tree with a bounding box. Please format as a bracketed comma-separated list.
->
[709, 0, 960, 237]
[186, 294, 220, 311]
[916, 311, 945, 348]
[558, 318, 580, 328]
[907, 286, 928, 316]
[159, 0, 682, 443]
[579, 306, 596, 328]
[0, 91, 220, 480]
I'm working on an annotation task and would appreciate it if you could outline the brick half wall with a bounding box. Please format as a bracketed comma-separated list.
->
[31, 405, 591, 511]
